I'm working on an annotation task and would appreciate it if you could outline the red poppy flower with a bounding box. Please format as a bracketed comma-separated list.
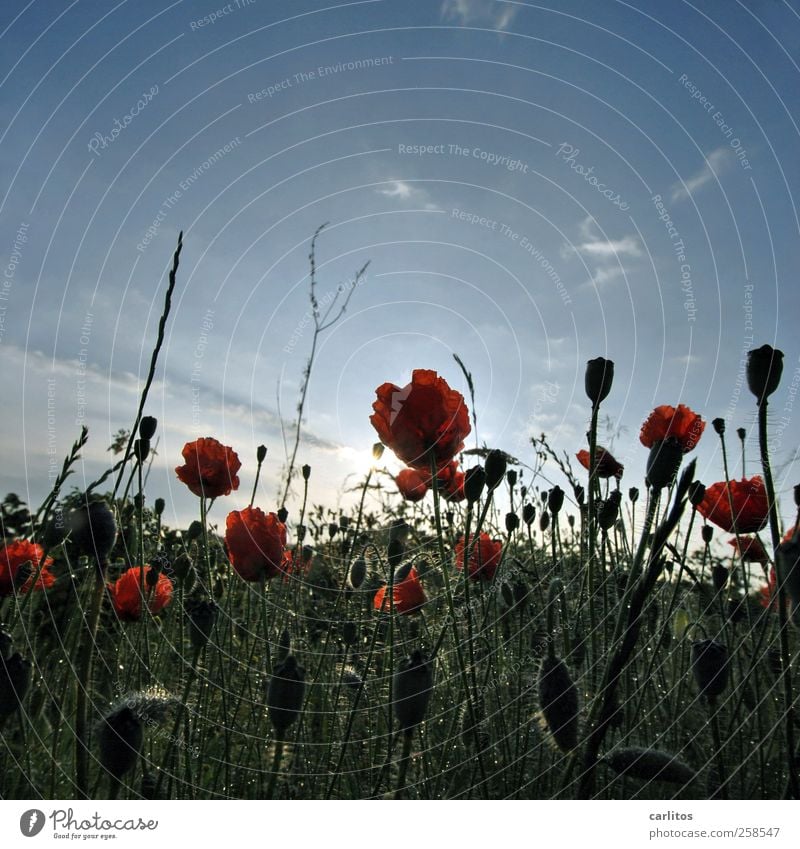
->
[576, 446, 624, 480]
[0, 539, 54, 596]
[783, 524, 800, 544]
[370, 369, 470, 470]
[108, 566, 173, 622]
[436, 460, 466, 503]
[639, 404, 705, 453]
[697, 476, 769, 534]
[455, 533, 503, 581]
[175, 437, 241, 498]
[373, 566, 427, 615]
[728, 536, 769, 564]
[395, 468, 430, 502]
[225, 506, 287, 582]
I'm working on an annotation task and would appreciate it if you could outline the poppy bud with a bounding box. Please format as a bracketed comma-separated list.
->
[267, 655, 306, 735]
[711, 418, 725, 436]
[539, 511, 550, 533]
[0, 652, 32, 718]
[506, 469, 517, 488]
[339, 516, 351, 531]
[598, 491, 622, 531]
[299, 464, 311, 482]
[688, 481, 706, 507]
[522, 503, 536, 526]
[139, 416, 158, 440]
[712, 564, 729, 592]
[628, 487, 639, 504]
[645, 437, 683, 491]
[691, 639, 729, 698]
[520, 485, 528, 499]
[98, 706, 143, 780]
[567, 514, 575, 529]
[548, 486, 564, 515]
[585, 357, 614, 406]
[573, 484, 585, 506]
[736, 427, 746, 441]
[348, 558, 367, 590]
[747, 344, 784, 405]
[186, 520, 204, 542]
[388, 538, 404, 570]
[505, 512, 520, 534]
[328, 522, 338, 539]
[277, 507, 289, 524]
[464, 466, 486, 504]
[393, 649, 434, 731]
[702, 525, 713, 544]
[186, 598, 217, 649]
[372, 442, 385, 460]
[538, 655, 579, 751]
[256, 444, 267, 463]
[153, 498, 165, 517]
[133, 439, 150, 464]
[70, 500, 117, 568]
[173, 552, 192, 580]
[484, 450, 507, 490]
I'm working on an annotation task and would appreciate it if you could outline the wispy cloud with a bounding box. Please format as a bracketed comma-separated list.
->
[441, 0, 519, 30]
[671, 146, 732, 202]
[377, 180, 419, 200]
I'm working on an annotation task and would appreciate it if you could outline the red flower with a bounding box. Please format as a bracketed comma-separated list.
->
[728, 536, 769, 564]
[698, 477, 769, 534]
[436, 460, 466, 503]
[0, 539, 54, 596]
[225, 507, 287, 582]
[639, 404, 705, 453]
[455, 533, 503, 581]
[395, 468, 430, 502]
[373, 566, 427, 614]
[279, 548, 313, 582]
[370, 369, 470, 470]
[783, 524, 799, 544]
[576, 446, 624, 480]
[175, 437, 241, 498]
[108, 566, 173, 622]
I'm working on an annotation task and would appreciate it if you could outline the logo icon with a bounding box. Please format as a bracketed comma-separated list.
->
[19, 810, 45, 837]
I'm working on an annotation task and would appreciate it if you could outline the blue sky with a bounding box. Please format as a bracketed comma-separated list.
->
[1, 0, 799, 529]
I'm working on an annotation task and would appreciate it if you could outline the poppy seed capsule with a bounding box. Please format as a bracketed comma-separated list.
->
[702, 525, 714, 544]
[393, 649, 434, 731]
[737, 427, 746, 441]
[506, 469, 517, 488]
[747, 344, 784, 405]
[98, 706, 143, 780]
[348, 558, 367, 590]
[712, 418, 725, 436]
[712, 565, 729, 592]
[139, 416, 158, 440]
[0, 652, 32, 718]
[537, 655, 579, 751]
[645, 437, 683, 491]
[267, 655, 306, 735]
[522, 503, 536, 526]
[628, 487, 639, 504]
[539, 511, 550, 533]
[598, 491, 622, 531]
[186, 599, 217, 649]
[257, 444, 267, 463]
[548, 486, 564, 515]
[301, 464, 311, 481]
[154, 498, 165, 517]
[484, 450, 507, 491]
[691, 639, 729, 698]
[604, 748, 696, 786]
[505, 512, 520, 534]
[585, 357, 614, 406]
[69, 500, 117, 567]
[464, 466, 486, 504]
[277, 507, 289, 524]
[688, 481, 706, 507]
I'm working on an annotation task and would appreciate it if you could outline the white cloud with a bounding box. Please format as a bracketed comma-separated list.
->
[441, 0, 519, 30]
[671, 146, 732, 202]
[377, 180, 417, 200]
[576, 235, 642, 259]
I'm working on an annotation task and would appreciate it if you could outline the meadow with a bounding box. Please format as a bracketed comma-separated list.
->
[1, 234, 798, 801]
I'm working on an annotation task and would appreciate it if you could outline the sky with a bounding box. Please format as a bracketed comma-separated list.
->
[1, 0, 799, 530]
